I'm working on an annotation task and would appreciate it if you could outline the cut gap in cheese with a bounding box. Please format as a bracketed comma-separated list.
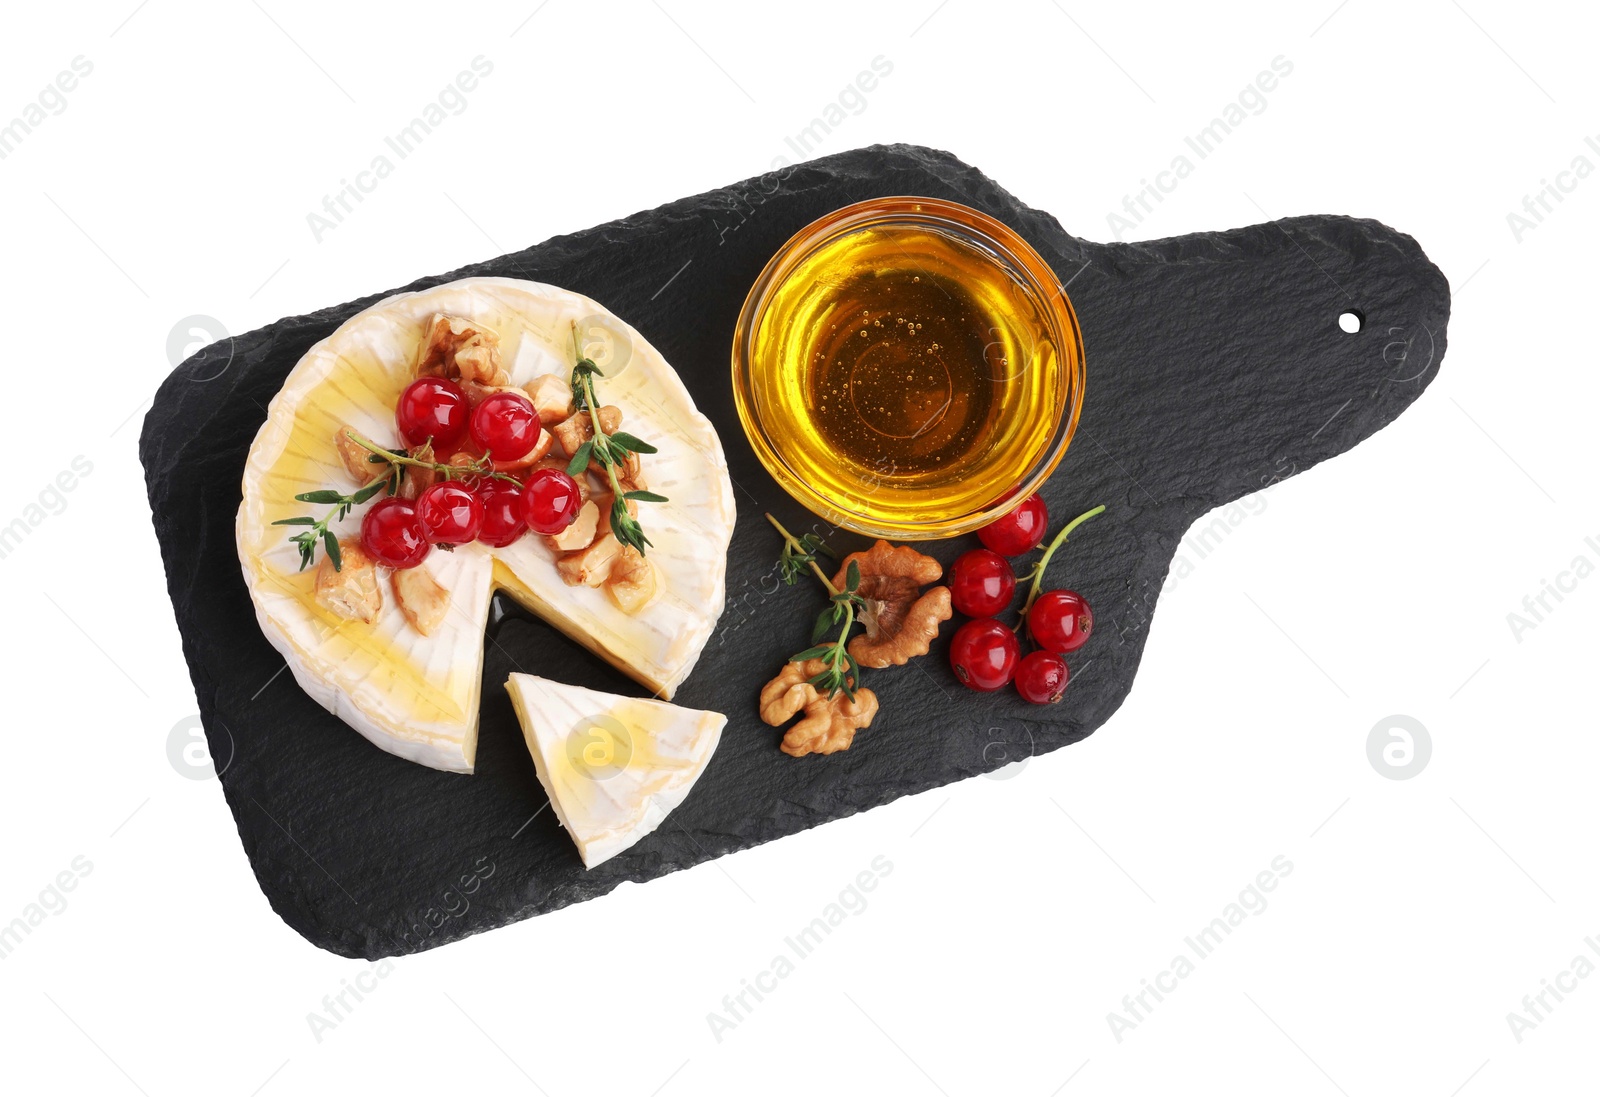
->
[505, 673, 725, 869]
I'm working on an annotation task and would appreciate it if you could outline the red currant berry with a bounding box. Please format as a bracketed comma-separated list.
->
[1028, 589, 1094, 653]
[978, 492, 1048, 556]
[415, 482, 483, 545]
[949, 617, 1020, 691]
[359, 498, 431, 569]
[1014, 650, 1069, 704]
[521, 468, 582, 535]
[475, 478, 526, 547]
[469, 391, 541, 462]
[395, 377, 468, 449]
[948, 548, 1017, 617]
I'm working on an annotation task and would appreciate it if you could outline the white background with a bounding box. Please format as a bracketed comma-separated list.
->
[1, 1, 1595, 1094]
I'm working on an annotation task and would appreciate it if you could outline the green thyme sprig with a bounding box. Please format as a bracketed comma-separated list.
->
[566, 324, 667, 556]
[766, 513, 864, 700]
[275, 430, 523, 572]
[272, 479, 391, 572]
[776, 528, 835, 586]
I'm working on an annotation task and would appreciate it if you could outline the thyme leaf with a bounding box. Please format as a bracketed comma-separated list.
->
[766, 513, 864, 700]
[568, 322, 667, 556]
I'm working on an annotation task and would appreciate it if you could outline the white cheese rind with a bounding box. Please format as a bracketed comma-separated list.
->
[505, 673, 726, 868]
[235, 278, 735, 773]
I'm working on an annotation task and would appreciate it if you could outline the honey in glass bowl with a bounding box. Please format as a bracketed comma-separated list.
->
[732, 197, 1084, 540]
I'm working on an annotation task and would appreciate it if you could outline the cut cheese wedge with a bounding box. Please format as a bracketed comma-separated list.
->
[506, 673, 725, 868]
[235, 278, 735, 773]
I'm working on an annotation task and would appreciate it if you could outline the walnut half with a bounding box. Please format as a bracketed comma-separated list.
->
[833, 541, 953, 669]
[758, 659, 880, 757]
[415, 313, 503, 383]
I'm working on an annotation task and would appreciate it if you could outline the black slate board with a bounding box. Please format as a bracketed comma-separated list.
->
[142, 145, 1448, 957]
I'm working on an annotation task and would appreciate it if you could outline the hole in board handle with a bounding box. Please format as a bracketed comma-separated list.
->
[1338, 310, 1364, 334]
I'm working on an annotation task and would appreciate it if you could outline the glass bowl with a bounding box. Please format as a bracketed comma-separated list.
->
[731, 196, 1085, 540]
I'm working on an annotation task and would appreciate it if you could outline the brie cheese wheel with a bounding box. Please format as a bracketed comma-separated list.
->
[236, 278, 735, 773]
[505, 673, 725, 868]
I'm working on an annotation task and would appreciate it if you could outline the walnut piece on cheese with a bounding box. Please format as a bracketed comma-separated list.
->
[526, 374, 575, 425]
[392, 566, 449, 636]
[334, 427, 381, 483]
[415, 313, 504, 383]
[551, 406, 622, 463]
[606, 545, 659, 614]
[397, 442, 437, 501]
[314, 538, 382, 624]
[556, 532, 623, 587]
[545, 500, 600, 553]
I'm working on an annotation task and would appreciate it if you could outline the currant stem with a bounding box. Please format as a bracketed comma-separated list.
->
[1015, 504, 1106, 629]
[343, 429, 505, 481]
[764, 512, 839, 594]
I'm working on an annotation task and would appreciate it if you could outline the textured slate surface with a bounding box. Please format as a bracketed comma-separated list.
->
[141, 144, 1448, 957]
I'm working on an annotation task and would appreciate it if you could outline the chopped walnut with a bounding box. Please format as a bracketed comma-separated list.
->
[832, 541, 952, 669]
[314, 539, 381, 624]
[415, 314, 502, 383]
[545, 499, 600, 552]
[606, 545, 659, 614]
[556, 532, 622, 587]
[399, 466, 435, 501]
[551, 406, 622, 461]
[526, 374, 575, 424]
[392, 565, 449, 636]
[758, 659, 879, 757]
[333, 427, 380, 483]
[460, 378, 520, 407]
[397, 442, 437, 501]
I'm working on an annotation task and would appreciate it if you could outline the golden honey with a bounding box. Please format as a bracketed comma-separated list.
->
[734, 199, 1083, 539]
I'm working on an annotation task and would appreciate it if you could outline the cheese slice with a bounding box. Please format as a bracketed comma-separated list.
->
[506, 673, 725, 868]
[235, 278, 736, 773]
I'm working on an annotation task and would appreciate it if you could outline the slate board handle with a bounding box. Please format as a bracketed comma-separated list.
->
[1008, 212, 1450, 520]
